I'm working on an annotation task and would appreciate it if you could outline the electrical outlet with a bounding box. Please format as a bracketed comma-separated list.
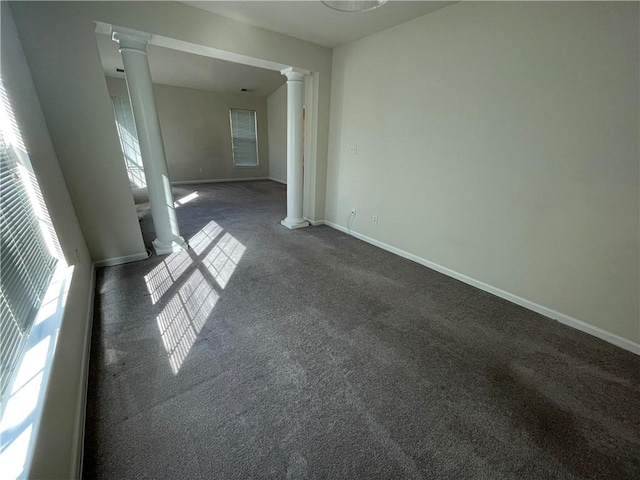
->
[372, 215, 378, 224]
[349, 145, 358, 154]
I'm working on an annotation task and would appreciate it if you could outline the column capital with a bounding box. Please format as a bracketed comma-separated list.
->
[281, 67, 310, 82]
[112, 28, 152, 53]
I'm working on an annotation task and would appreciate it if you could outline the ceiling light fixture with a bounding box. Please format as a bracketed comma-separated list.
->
[321, 0, 388, 13]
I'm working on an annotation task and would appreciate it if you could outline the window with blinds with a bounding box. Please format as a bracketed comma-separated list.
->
[0, 76, 59, 403]
[112, 96, 146, 188]
[0, 142, 57, 400]
[229, 108, 259, 167]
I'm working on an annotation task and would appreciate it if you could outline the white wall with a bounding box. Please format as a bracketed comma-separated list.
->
[10, 1, 332, 241]
[10, 2, 147, 264]
[267, 83, 287, 183]
[106, 77, 271, 182]
[1, 3, 95, 477]
[326, 2, 639, 347]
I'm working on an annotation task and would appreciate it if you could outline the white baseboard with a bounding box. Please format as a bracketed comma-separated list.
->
[71, 266, 96, 478]
[93, 251, 148, 268]
[171, 177, 268, 185]
[268, 177, 287, 185]
[324, 220, 640, 355]
[305, 218, 325, 227]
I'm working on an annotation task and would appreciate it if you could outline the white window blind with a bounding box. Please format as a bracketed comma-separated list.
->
[112, 96, 146, 188]
[0, 141, 57, 399]
[0, 75, 60, 403]
[230, 109, 259, 167]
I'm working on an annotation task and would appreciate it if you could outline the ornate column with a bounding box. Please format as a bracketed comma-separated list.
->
[280, 67, 309, 230]
[112, 28, 186, 255]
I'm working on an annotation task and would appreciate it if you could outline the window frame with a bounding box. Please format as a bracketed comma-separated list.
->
[229, 108, 259, 168]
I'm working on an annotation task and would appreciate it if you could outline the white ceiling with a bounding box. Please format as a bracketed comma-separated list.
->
[95, 33, 286, 97]
[181, 1, 455, 48]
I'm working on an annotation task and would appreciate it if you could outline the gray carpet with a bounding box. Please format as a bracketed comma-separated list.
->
[83, 180, 640, 480]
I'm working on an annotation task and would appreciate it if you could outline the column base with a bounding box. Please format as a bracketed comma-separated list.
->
[280, 218, 309, 230]
[152, 236, 188, 256]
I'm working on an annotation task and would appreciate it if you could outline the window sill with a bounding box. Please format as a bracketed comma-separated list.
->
[0, 262, 74, 479]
